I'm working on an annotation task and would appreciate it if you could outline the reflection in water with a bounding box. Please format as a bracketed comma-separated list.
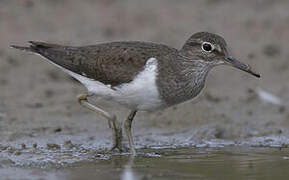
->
[121, 156, 140, 180]
[1, 147, 289, 180]
[117, 147, 289, 180]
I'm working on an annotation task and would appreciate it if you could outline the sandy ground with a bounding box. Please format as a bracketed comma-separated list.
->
[1, 0, 289, 175]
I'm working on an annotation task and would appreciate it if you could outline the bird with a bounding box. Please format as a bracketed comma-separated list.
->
[11, 32, 260, 156]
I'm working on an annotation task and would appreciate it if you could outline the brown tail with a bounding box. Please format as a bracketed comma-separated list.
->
[10, 41, 62, 53]
[10, 44, 35, 52]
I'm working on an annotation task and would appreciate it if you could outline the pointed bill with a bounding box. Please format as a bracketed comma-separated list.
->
[224, 56, 260, 78]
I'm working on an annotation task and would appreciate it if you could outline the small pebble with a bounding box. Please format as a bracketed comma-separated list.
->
[21, 143, 26, 149]
[14, 151, 21, 156]
[46, 143, 60, 150]
[7, 147, 14, 154]
[64, 140, 74, 149]
[53, 128, 62, 133]
[0, 145, 8, 151]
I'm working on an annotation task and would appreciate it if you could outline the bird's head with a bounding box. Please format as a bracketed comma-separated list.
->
[180, 32, 260, 78]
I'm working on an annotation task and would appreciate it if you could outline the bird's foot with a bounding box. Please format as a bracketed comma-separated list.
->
[108, 117, 123, 152]
[109, 131, 123, 152]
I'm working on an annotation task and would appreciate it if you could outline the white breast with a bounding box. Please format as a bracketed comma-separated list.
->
[37, 54, 162, 111]
[113, 57, 162, 110]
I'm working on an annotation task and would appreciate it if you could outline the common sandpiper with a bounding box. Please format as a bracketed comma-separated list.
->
[11, 32, 260, 156]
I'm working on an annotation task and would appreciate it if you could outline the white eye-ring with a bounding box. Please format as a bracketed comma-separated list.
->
[201, 42, 214, 52]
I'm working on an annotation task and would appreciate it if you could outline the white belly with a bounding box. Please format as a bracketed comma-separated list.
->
[65, 57, 162, 111]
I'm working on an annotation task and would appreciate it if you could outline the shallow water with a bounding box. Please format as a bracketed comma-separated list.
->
[2, 1, 289, 179]
[1, 147, 289, 180]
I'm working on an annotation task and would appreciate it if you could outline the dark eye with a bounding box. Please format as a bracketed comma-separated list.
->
[202, 42, 214, 52]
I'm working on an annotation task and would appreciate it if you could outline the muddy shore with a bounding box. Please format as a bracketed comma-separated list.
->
[1, 0, 289, 179]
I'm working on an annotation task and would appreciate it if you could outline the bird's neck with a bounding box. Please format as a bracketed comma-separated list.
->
[157, 54, 212, 106]
[175, 54, 212, 95]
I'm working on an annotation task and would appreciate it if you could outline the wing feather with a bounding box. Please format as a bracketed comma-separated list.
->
[11, 41, 177, 86]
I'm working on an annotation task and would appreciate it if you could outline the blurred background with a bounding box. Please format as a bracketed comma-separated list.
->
[0, 0, 289, 177]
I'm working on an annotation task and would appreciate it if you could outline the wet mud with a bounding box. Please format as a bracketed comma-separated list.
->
[1, 0, 289, 179]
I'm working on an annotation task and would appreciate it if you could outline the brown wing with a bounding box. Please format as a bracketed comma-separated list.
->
[12, 41, 177, 87]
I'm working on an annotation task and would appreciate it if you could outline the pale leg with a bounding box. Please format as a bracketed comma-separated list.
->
[124, 110, 137, 156]
[77, 93, 122, 151]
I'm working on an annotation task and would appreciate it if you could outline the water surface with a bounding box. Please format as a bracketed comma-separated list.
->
[1, 147, 289, 180]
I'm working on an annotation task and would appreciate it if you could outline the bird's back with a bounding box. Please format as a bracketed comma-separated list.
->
[18, 41, 177, 87]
